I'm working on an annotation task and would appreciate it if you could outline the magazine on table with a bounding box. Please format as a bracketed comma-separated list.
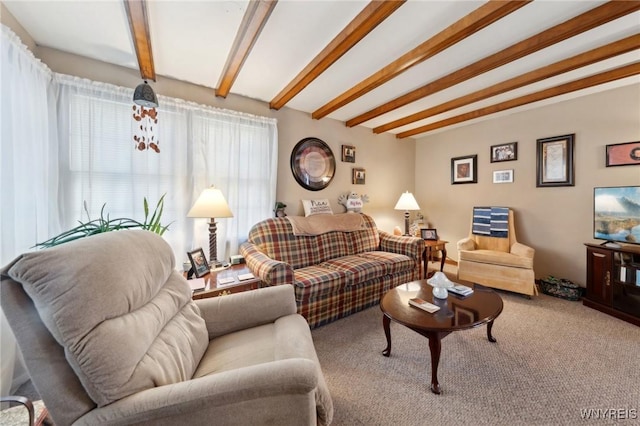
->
[408, 297, 440, 313]
[448, 284, 473, 297]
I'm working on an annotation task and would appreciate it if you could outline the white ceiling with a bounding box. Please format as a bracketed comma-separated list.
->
[3, 0, 640, 138]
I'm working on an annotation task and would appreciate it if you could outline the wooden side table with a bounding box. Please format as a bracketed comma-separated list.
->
[423, 240, 448, 279]
[187, 264, 263, 299]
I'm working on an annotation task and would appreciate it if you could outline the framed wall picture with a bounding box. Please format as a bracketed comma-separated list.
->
[451, 154, 477, 184]
[605, 141, 640, 167]
[536, 134, 575, 187]
[290, 137, 336, 191]
[352, 168, 366, 184]
[421, 228, 438, 240]
[493, 169, 514, 184]
[342, 145, 356, 162]
[490, 142, 517, 162]
[187, 247, 210, 278]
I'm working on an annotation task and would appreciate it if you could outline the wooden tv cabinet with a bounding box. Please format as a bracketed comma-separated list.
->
[584, 243, 640, 327]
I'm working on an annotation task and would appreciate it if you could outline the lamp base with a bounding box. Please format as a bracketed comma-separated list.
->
[404, 211, 411, 236]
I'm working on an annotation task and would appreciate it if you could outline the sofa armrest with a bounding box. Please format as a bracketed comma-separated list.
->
[76, 358, 320, 425]
[194, 285, 297, 339]
[379, 230, 423, 263]
[239, 242, 294, 286]
[511, 242, 535, 259]
[457, 237, 476, 251]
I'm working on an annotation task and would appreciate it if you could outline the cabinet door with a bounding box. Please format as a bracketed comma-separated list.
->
[586, 248, 612, 306]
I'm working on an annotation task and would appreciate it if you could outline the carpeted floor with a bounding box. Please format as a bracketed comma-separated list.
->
[311, 290, 640, 426]
[6, 282, 639, 426]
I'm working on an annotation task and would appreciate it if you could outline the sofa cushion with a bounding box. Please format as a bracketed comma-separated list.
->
[459, 249, 533, 269]
[294, 265, 348, 296]
[358, 251, 415, 275]
[321, 255, 387, 285]
[248, 217, 320, 268]
[348, 214, 380, 253]
[6, 230, 209, 407]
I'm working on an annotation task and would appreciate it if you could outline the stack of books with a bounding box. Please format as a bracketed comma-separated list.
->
[448, 284, 474, 297]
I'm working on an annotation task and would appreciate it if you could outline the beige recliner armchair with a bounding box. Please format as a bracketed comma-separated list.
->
[457, 208, 537, 296]
[1, 230, 333, 425]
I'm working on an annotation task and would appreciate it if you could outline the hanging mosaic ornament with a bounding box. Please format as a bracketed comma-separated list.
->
[132, 105, 160, 153]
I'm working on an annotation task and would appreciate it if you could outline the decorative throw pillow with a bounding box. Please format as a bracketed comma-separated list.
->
[302, 199, 333, 216]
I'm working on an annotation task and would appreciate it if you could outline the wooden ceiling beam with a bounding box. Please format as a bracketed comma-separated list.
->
[216, 0, 277, 98]
[397, 62, 640, 139]
[311, 0, 531, 120]
[123, 0, 155, 81]
[352, 0, 640, 128]
[269, 0, 405, 110]
[375, 33, 640, 134]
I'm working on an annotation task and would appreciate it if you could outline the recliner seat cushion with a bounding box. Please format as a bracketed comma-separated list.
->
[459, 249, 533, 269]
[6, 230, 208, 407]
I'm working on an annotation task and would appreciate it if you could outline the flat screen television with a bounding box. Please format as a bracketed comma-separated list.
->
[594, 186, 640, 245]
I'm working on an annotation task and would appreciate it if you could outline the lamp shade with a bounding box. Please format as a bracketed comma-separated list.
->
[133, 80, 159, 108]
[394, 191, 420, 211]
[187, 186, 233, 218]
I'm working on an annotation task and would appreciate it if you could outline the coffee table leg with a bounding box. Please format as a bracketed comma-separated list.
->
[382, 314, 392, 357]
[428, 332, 442, 394]
[487, 319, 497, 343]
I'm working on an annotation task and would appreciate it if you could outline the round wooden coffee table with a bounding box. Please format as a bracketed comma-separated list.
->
[380, 280, 503, 394]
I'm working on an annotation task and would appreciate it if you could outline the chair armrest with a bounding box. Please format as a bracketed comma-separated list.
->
[76, 358, 318, 425]
[379, 230, 424, 263]
[457, 237, 476, 251]
[194, 284, 297, 339]
[239, 242, 294, 286]
[511, 242, 535, 258]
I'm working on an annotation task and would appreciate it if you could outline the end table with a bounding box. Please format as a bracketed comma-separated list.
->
[186, 264, 263, 299]
[423, 240, 448, 278]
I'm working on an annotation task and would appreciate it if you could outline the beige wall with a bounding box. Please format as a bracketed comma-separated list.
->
[0, 3, 35, 50]
[415, 84, 640, 286]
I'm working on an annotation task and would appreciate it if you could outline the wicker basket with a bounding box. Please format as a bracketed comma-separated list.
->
[539, 276, 583, 301]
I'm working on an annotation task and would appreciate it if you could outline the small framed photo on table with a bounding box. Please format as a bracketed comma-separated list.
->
[421, 228, 438, 241]
[187, 247, 210, 278]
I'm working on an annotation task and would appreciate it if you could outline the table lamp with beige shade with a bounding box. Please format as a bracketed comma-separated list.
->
[394, 191, 420, 236]
[187, 185, 233, 268]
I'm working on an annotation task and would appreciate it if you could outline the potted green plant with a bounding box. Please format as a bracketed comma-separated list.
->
[35, 194, 171, 248]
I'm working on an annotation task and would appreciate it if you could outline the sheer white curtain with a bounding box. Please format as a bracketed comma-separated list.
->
[190, 105, 278, 258]
[54, 78, 278, 263]
[54, 74, 192, 260]
[0, 25, 58, 396]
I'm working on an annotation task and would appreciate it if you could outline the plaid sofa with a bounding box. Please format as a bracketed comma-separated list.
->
[239, 214, 423, 328]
